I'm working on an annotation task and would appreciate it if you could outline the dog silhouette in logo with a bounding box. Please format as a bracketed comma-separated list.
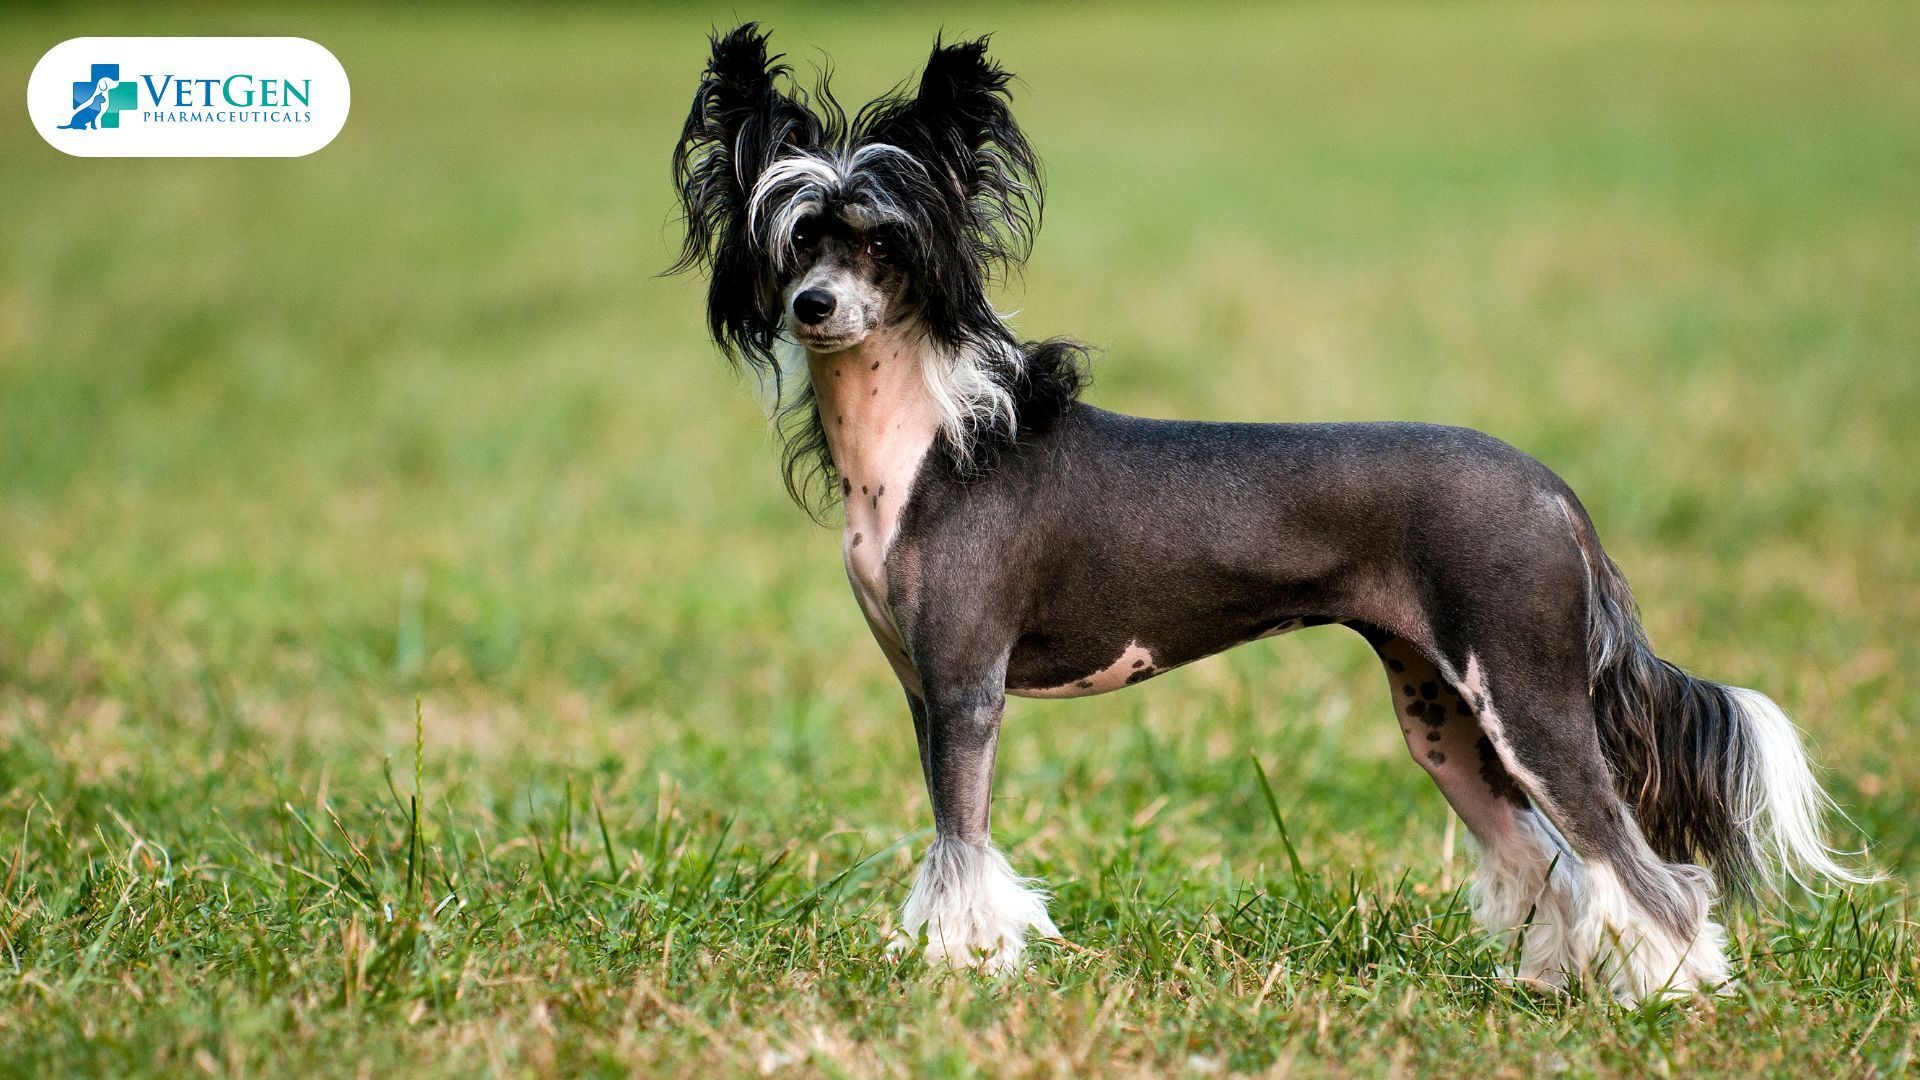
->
[61, 77, 117, 130]
[58, 65, 135, 131]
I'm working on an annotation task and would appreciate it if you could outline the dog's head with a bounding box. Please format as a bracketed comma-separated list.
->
[670, 24, 1040, 364]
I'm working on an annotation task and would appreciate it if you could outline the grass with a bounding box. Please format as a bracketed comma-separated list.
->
[2, 1, 1917, 1075]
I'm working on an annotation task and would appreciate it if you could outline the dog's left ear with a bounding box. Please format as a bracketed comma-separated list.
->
[868, 36, 1041, 263]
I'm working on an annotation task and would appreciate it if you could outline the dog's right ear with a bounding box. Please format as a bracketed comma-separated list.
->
[669, 23, 817, 274]
[669, 24, 819, 362]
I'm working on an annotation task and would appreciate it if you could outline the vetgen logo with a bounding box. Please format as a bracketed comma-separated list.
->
[59, 64, 138, 130]
[29, 38, 350, 157]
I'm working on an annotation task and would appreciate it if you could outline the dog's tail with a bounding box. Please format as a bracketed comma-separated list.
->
[1564, 498, 1877, 900]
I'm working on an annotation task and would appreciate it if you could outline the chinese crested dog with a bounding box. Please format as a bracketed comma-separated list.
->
[669, 24, 1871, 1001]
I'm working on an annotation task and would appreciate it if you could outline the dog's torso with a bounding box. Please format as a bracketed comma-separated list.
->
[876, 403, 1586, 696]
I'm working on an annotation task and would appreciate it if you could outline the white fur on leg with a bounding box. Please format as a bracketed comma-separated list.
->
[1472, 810, 1730, 1002]
[1471, 809, 1589, 991]
[1574, 861, 1730, 1004]
[891, 836, 1057, 975]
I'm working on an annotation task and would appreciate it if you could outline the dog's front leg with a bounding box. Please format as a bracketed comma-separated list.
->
[891, 675, 1057, 974]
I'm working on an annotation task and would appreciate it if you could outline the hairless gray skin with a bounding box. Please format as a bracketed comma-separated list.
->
[670, 25, 1870, 1001]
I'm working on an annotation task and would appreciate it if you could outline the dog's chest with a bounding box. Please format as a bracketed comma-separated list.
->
[840, 474, 910, 621]
[810, 340, 940, 691]
[836, 440, 928, 694]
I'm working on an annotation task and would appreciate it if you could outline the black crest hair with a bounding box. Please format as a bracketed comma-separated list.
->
[670, 26, 1088, 512]
[854, 35, 1042, 349]
[670, 23, 821, 363]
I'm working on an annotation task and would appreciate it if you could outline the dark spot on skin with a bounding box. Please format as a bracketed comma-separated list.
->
[1455, 699, 1473, 717]
[861, 486, 868, 495]
[871, 387, 878, 396]
[1426, 731, 1441, 743]
[1131, 659, 1147, 669]
[1076, 680, 1093, 689]
[1427, 751, 1446, 765]
[850, 533, 862, 548]
[876, 485, 885, 497]
[1408, 700, 1426, 718]
[1477, 736, 1531, 809]
[1420, 682, 1439, 700]
[1126, 668, 1155, 684]
[1387, 658, 1405, 673]
[1402, 684, 1415, 697]
[1401, 727, 1410, 735]
[841, 478, 851, 496]
[871, 495, 878, 509]
[870, 361, 880, 370]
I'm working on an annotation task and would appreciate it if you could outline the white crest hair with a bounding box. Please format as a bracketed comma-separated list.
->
[747, 145, 923, 272]
[918, 336, 1020, 464]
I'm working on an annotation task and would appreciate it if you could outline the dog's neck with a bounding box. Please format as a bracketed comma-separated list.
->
[807, 327, 942, 540]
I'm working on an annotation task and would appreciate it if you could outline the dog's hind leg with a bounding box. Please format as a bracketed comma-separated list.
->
[1454, 644, 1731, 1002]
[1375, 637, 1588, 991]
[890, 668, 1057, 974]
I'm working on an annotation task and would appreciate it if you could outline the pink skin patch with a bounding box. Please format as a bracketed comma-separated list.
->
[1378, 641, 1529, 847]
[806, 327, 941, 696]
[1010, 620, 1314, 700]
[1009, 640, 1157, 699]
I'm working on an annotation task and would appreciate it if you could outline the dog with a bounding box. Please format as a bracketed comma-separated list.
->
[668, 24, 1872, 1001]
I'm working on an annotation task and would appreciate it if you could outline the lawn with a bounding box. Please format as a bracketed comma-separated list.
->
[2, 2, 1917, 1075]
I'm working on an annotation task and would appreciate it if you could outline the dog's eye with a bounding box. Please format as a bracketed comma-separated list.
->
[864, 236, 891, 260]
[792, 219, 819, 246]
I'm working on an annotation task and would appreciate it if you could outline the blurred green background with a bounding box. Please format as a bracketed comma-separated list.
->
[1, 3, 1917, 1075]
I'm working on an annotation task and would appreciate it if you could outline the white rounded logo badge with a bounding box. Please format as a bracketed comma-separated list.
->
[27, 37, 350, 157]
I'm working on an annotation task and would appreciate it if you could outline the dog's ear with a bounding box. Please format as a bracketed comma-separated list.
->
[866, 35, 1041, 264]
[671, 24, 817, 272]
[670, 24, 819, 361]
[903, 36, 1033, 183]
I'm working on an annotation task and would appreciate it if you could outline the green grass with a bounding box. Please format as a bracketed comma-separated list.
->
[2, 2, 1918, 1075]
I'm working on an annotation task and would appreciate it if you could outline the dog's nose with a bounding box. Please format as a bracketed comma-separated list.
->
[793, 289, 836, 325]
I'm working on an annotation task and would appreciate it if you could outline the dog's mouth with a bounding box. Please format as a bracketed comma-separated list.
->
[790, 327, 863, 352]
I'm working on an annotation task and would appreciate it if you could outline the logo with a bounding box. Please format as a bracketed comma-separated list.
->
[28, 38, 350, 157]
[60, 63, 137, 130]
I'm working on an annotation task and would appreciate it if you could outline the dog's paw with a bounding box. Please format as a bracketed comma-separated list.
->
[896, 837, 1059, 976]
[917, 918, 1030, 976]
